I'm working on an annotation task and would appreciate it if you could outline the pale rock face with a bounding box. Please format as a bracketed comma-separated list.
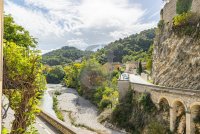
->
[153, 0, 200, 90]
[153, 31, 200, 90]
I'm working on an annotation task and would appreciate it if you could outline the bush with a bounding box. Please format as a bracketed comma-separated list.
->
[147, 120, 171, 134]
[173, 12, 200, 37]
[176, 0, 193, 14]
[173, 12, 194, 26]
[53, 96, 64, 121]
[54, 90, 61, 96]
[100, 98, 112, 110]
[146, 59, 152, 72]
[158, 20, 165, 30]
[111, 90, 133, 129]
[137, 93, 156, 112]
[2, 127, 9, 134]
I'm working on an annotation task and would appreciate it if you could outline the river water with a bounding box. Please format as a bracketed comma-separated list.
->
[40, 84, 58, 117]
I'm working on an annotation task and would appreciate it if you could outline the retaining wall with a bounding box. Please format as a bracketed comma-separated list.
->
[39, 110, 76, 134]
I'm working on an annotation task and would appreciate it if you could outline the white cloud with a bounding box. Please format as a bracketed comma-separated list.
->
[110, 22, 157, 39]
[4, 0, 159, 50]
[66, 39, 88, 50]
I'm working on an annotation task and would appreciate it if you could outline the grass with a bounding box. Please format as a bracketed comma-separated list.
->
[53, 96, 64, 121]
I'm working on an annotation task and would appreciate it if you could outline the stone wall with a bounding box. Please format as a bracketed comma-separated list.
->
[162, 0, 200, 23]
[129, 82, 200, 110]
[191, 0, 200, 14]
[118, 81, 200, 133]
[118, 80, 130, 100]
[162, 0, 177, 23]
[39, 110, 76, 134]
[118, 80, 200, 110]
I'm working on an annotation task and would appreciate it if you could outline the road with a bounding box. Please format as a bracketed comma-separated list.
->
[129, 74, 153, 85]
[34, 116, 61, 134]
[2, 94, 61, 134]
[35, 84, 62, 134]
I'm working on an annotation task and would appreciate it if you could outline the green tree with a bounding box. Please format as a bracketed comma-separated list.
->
[3, 14, 46, 133]
[4, 14, 37, 48]
[146, 59, 152, 72]
[176, 0, 193, 14]
[64, 63, 82, 89]
[46, 65, 65, 84]
[79, 59, 105, 99]
[3, 41, 46, 134]
[137, 61, 143, 75]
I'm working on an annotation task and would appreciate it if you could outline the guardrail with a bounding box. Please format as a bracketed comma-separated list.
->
[39, 110, 76, 134]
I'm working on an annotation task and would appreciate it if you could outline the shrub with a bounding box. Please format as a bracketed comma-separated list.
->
[100, 97, 112, 110]
[2, 127, 9, 134]
[111, 89, 133, 128]
[54, 90, 61, 96]
[137, 93, 156, 113]
[53, 96, 64, 121]
[173, 12, 200, 37]
[158, 20, 165, 30]
[146, 59, 152, 72]
[147, 120, 171, 134]
[173, 12, 194, 26]
[176, 0, 193, 14]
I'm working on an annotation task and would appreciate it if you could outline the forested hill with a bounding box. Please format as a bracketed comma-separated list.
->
[42, 28, 155, 66]
[94, 28, 156, 64]
[42, 46, 92, 66]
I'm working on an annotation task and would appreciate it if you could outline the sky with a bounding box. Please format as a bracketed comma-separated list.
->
[4, 0, 164, 53]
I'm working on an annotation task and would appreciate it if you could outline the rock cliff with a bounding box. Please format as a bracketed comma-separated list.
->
[153, 0, 200, 90]
[153, 21, 200, 90]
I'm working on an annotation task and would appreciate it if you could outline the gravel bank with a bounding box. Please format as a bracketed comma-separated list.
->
[49, 84, 123, 134]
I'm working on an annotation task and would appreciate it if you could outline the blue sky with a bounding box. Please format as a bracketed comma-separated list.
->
[5, 0, 164, 53]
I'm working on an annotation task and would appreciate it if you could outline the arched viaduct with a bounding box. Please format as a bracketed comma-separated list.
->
[118, 80, 200, 134]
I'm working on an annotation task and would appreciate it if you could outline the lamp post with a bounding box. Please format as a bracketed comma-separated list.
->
[0, 0, 3, 132]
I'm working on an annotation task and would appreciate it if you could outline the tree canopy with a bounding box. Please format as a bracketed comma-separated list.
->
[3, 14, 46, 134]
[94, 29, 155, 64]
[42, 46, 93, 66]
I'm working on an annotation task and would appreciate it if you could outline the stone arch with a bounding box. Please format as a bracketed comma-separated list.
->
[158, 97, 170, 128]
[158, 97, 171, 106]
[190, 103, 200, 134]
[172, 100, 186, 133]
[190, 102, 200, 110]
[172, 99, 187, 111]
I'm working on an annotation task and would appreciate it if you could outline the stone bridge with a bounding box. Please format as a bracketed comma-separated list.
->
[118, 80, 200, 134]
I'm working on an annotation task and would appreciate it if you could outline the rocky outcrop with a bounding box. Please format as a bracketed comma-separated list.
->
[153, 0, 200, 90]
[153, 31, 200, 90]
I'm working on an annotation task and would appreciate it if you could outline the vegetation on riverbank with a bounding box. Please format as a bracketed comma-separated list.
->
[43, 65, 66, 84]
[52, 96, 64, 121]
[64, 59, 120, 110]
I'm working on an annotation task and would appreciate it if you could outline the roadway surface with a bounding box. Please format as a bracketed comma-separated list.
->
[129, 74, 153, 85]
[34, 116, 62, 134]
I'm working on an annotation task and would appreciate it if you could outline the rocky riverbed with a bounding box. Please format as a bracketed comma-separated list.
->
[48, 84, 124, 134]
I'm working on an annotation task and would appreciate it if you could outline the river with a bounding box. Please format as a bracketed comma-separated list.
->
[41, 84, 125, 134]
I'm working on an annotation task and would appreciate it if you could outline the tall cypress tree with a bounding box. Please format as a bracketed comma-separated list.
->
[138, 61, 143, 75]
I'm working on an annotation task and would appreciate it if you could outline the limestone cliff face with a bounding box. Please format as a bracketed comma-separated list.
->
[153, 30, 200, 90]
[153, 0, 200, 90]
